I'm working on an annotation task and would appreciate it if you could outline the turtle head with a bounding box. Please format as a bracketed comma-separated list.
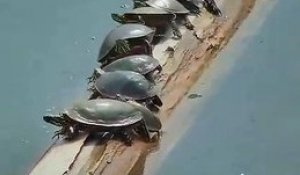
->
[43, 114, 78, 139]
[111, 14, 126, 24]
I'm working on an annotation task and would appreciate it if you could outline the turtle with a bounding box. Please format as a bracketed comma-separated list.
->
[97, 24, 156, 66]
[146, 0, 196, 37]
[112, 7, 182, 39]
[43, 99, 162, 145]
[90, 70, 163, 112]
[128, 0, 195, 39]
[87, 54, 162, 84]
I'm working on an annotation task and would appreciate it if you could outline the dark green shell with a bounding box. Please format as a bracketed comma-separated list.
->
[102, 55, 161, 75]
[94, 71, 158, 100]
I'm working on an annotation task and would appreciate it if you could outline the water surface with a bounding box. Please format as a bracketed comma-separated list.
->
[146, 0, 300, 174]
[0, 0, 131, 174]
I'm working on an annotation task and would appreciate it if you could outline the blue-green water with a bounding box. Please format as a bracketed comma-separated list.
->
[0, 0, 131, 174]
[151, 0, 300, 174]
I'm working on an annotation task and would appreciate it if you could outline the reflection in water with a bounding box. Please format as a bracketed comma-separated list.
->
[0, 0, 131, 174]
[148, 0, 300, 174]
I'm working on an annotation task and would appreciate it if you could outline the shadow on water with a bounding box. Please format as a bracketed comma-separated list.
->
[0, 0, 132, 174]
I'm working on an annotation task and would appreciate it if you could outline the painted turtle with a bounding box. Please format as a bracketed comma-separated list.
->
[129, 0, 195, 39]
[43, 99, 162, 145]
[88, 54, 162, 84]
[146, 0, 195, 38]
[97, 24, 155, 66]
[90, 71, 163, 111]
[112, 7, 182, 39]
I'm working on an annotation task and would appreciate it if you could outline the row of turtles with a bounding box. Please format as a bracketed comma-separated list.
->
[43, 0, 221, 146]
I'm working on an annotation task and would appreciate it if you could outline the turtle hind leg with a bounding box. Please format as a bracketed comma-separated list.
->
[145, 103, 160, 113]
[115, 128, 134, 146]
[135, 120, 151, 142]
[152, 95, 163, 106]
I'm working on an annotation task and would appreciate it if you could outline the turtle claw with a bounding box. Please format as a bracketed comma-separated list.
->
[52, 130, 63, 139]
[87, 71, 97, 84]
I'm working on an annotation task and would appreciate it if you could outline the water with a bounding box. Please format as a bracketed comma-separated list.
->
[146, 0, 300, 174]
[0, 0, 132, 174]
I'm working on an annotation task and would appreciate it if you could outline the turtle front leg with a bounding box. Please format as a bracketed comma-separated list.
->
[145, 69, 161, 82]
[137, 15, 146, 25]
[170, 21, 182, 40]
[135, 120, 151, 142]
[87, 70, 97, 85]
[115, 128, 134, 146]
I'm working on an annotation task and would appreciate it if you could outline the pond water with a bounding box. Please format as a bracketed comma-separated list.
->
[145, 0, 300, 174]
[0, 0, 131, 174]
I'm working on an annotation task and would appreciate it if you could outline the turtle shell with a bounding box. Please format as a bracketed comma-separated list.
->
[66, 99, 161, 130]
[94, 71, 158, 100]
[97, 24, 155, 62]
[127, 7, 170, 15]
[102, 55, 161, 75]
[146, 0, 189, 14]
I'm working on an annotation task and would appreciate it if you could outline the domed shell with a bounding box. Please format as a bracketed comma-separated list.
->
[94, 71, 158, 100]
[66, 99, 161, 130]
[97, 24, 155, 62]
[126, 7, 170, 15]
[102, 55, 161, 75]
[146, 0, 189, 14]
